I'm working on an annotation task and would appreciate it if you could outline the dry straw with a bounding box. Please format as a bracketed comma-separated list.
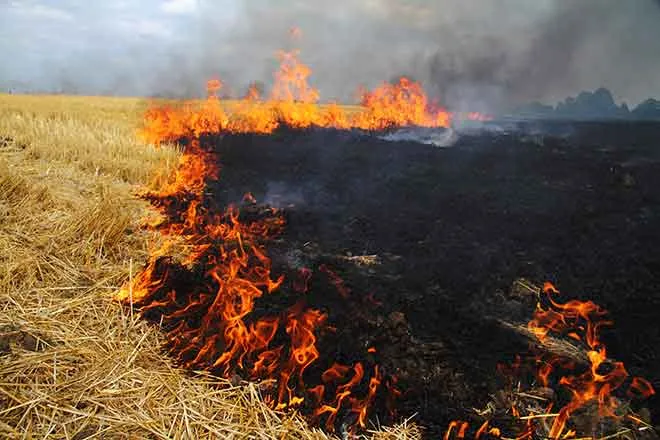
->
[0, 94, 419, 439]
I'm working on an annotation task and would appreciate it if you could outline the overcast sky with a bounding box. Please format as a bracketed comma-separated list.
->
[1, 0, 659, 110]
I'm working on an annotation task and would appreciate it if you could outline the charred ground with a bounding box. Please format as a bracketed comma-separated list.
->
[205, 121, 660, 436]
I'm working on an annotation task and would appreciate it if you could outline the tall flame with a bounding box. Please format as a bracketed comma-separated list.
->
[139, 46, 481, 138]
[117, 46, 424, 433]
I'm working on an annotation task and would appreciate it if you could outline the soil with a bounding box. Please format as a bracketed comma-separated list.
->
[0, 325, 49, 353]
[196, 120, 660, 437]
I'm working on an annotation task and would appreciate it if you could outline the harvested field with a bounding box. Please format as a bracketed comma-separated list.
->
[1, 93, 657, 440]
[0, 94, 416, 439]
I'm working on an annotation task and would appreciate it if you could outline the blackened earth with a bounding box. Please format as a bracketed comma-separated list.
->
[203, 121, 660, 437]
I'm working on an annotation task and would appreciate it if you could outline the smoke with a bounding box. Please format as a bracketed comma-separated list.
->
[152, 0, 660, 112]
[421, 0, 660, 112]
[4, 0, 660, 110]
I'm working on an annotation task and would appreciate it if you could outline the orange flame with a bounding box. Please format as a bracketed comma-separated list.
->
[444, 421, 469, 440]
[530, 283, 655, 439]
[118, 146, 386, 429]
[138, 46, 477, 140]
[118, 49, 407, 429]
[123, 37, 658, 437]
[442, 282, 655, 440]
[353, 77, 452, 130]
[271, 49, 320, 104]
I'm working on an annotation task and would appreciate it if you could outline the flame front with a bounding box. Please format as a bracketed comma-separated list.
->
[116, 46, 418, 432]
[139, 45, 475, 138]
[118, 41, 652, 436]
[116, 137, 390, 429]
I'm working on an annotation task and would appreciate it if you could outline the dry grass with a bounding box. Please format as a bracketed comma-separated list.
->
[0, 94, 421, 439]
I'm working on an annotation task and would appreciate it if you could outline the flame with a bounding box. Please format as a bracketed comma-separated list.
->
[444, 421, 469, 440]
[118, 47, 415, 430]
[530, 283, 655, 439]
[443, 282, 655, 440]
[122, 37, 656, 437]
[271, 49, 320, 104]
[117, 134, 387, 429]
[138, 46, 484, 139]
[353, 77, 452, 130]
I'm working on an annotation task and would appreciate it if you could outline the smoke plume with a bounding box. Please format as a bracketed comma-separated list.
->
[155, 0, 660, 112]
[4, 0, 660, 111]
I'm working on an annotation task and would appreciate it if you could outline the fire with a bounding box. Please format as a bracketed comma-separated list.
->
[139, 46, 470, 139]
[353, 77, 452, 130]
[117, 130, 390, 429]
[530, 283, 655, 439]
[119, 36, 653, 436]
[117, 44, 415, 432]
[271, 49, 320, 104]
[443, 282, 655, 440]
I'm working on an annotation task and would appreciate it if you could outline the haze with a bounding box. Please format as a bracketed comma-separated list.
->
[1, 0, 659, 112]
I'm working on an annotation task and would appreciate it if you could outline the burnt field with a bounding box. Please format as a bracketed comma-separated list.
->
[203, 120, 660, 435]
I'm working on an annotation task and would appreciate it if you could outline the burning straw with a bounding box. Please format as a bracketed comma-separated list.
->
[108, 42, 653, 438]
[113, 44, 464, 435]
[444, 282, 656, 440]
[0, 94, 419, 439]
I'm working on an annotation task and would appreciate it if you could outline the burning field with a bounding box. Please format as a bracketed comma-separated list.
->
[1, 49, 659, 439]
[109, 49, 659, 439]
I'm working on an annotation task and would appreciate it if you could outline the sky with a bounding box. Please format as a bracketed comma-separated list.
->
[1, 0, 659, 111]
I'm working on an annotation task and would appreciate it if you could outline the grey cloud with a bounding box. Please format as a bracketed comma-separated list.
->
[0, 0, 189, 95]
[170, 0, 660, 111]
[2, 0, 660, 111]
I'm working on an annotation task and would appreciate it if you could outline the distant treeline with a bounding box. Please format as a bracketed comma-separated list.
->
[511, 88, 660, 120]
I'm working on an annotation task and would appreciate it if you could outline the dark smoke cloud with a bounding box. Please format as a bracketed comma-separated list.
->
[422, 0, 660, 112]
[161, 0, 660, 112]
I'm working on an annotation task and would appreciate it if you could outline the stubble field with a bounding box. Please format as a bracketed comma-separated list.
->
[0, 94, 414, 439]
